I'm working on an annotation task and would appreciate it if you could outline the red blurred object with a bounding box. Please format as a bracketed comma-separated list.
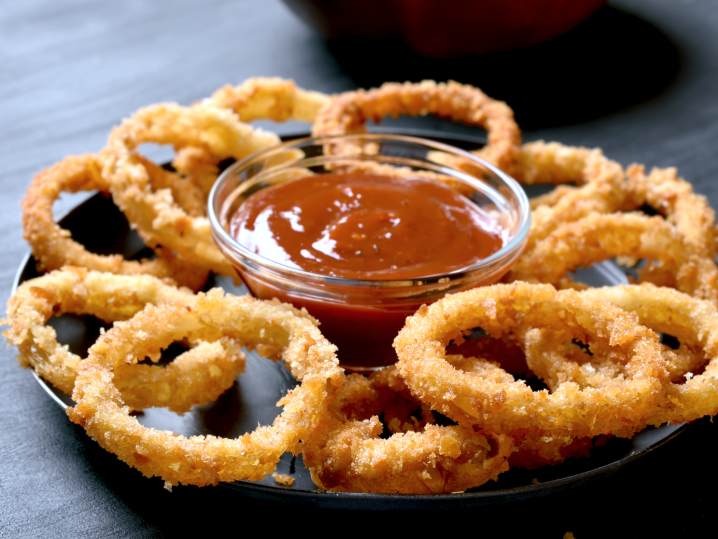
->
[282, 0, 607, 58]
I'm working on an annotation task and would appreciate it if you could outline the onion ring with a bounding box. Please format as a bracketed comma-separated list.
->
[514, 141, 606, 186]
[521, 151, 715, 263]
[619, 164, 718, 288]
[304, 417, 512, 494]
[312, 80, 522, 174]
[522, 148, 627, 254]
[302, 367, 512, 494]
[21, 154, 209, 291]
[1, 268, 244, 413]
[67, 290, 342, 487]
[208, 77, 330, 123]
[508, 212, 718, 305]
[173, 78, 330, 197]
[443, 353, 596, 468]
[627, 164, 716, 257]
[104, 102, 281, 276]
[394, 282, 669, 438]
[579, 284, 718, 426]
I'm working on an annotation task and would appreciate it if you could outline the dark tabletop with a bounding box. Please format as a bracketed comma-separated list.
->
[2, 0, 718, 536]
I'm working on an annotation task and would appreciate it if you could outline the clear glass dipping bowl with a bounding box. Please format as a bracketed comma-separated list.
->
[209, 134, 530, 371]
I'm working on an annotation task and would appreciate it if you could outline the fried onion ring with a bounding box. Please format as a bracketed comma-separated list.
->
[442, 350, 596, 467]
[105, 102, 281, 276]
[627, 164, 716, 257]
[522, 148, 627, 253]
[208, 77, 330, 123]
[2, 268, 244, 413]
[312, 80, 522, 174]
[67, 290, 342, 487]
[22, 154, 209, 291]
[302, 367, 512, 494]
[172, 78, 330, 197]
[394, 282, 669, 438]
[508, 212, 718, 305]
[513, 141, 606, 186]
[579, 284, 718, 426]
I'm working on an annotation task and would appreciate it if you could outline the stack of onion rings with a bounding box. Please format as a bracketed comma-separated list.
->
[394, 282, 669, 439]
[6, 77, 718, 495]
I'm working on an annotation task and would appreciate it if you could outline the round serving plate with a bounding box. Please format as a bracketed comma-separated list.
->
[12, 131, 687, 511]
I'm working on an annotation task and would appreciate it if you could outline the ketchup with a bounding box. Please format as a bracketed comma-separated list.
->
[229, 172, 507, 370]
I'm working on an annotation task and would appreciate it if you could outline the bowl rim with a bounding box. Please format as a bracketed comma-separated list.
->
[208, 133, 530, 288]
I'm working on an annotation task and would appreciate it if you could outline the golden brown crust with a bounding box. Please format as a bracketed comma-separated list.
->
[209, 77, 330, 123]
[173, 77, 331, 197]
[395, 282, 670, 438]
[104, 102, 281, 276]
[303, 367, 512, 494]
[1, 268, 242, 412]
[21, 154, 208, 290]
[67, 290, 343, 487]
[626, 164, 716, 258]
[509, 212, 718, 306]
[581, 285, 718, 426]
[312, 80, 522, 175]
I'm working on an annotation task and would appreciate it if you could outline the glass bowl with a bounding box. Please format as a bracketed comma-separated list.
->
[209, 134, 530, 370]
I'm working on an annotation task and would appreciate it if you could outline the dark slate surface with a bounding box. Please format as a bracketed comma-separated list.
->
[1, 0, 717, 536]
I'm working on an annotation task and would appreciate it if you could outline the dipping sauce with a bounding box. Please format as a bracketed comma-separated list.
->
[230, 173, 506, 280]
[228, 172, 509, 370]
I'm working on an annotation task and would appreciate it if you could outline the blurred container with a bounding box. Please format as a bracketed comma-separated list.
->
[281, 0, 607, 58]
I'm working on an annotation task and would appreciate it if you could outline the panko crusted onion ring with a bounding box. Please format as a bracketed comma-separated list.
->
[521, 147, 627, 253]
[173, 78, 331, 197]
[105, 102, 281, 276]
[67, 290, 342, 487]
[508, 212, 718, 305]
[304, 417, 512, 494]
[394, 282, 669, 438]
[21, 154, 209, 291]
[312, 80, 522, 174]
[514, 140, 608, 186]
[302, 368, 512, 494]
[522, 151, 715, 261]
[627, 164, 717, 258]
[1, 268, 244, 413]
[579, 284, 718, 426]
[442, 353, 597, 468]
[327, 368, 436, 435]
[208, 77, 330, 123]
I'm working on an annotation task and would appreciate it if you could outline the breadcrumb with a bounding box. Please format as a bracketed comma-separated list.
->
[272, 473, 295, 487]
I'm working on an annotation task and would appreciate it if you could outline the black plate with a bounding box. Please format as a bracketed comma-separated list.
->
[13, 131, 687, 511]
